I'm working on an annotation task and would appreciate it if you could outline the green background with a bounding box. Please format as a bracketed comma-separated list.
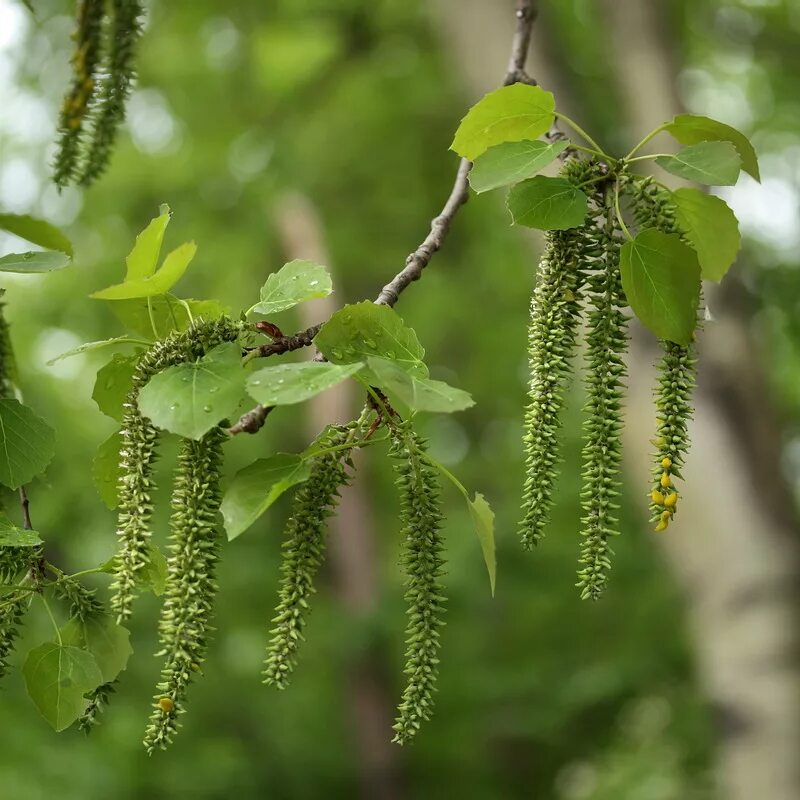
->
[0, 0, 798, 797]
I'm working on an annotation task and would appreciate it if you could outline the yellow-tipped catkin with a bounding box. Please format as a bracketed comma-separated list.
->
[661, 457, 672, 469]
[660, 472, 671, 489]
[664, 492, 678, 509]
[651, 490, 664, 505]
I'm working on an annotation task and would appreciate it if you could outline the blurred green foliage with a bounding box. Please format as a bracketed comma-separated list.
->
[0, 0, 797, 797]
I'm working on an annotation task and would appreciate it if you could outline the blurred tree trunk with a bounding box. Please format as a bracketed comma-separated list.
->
[275, 195, 404, 800]
[434, 2, 800, 798]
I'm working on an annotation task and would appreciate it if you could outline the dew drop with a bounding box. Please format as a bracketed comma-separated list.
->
[203, 404, 212, 413]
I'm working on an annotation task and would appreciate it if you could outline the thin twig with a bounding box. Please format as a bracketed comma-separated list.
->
[230, 0, 538, 434]
[19, 487, 32, 530]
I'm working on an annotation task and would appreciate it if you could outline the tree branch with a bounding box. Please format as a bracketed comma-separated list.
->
[230, 0, 538, 434]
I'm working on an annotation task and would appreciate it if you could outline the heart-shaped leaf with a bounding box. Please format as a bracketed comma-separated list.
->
[672, 188, 740, 282]
[655, 141, 741, 185]
[23, 643, 103, 731]
[251, 260, 332, 315]
[451, 84, 556, 161]
[138, 342, 245, 440]
[619, 229, 701, 345]
[469, 139, 569, 193]
[315, 301, 427, 379]
[507, 176, 588, 230]
[0, 399, 56, 489]
[60, 614, 132, 684]
[247, 361, 363, 406]
[664, 114, 760, 181]
[221, 454, 312, 541]
[92, 353, 140, 422]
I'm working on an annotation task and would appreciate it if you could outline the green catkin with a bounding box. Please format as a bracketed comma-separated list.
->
[80, 0, 144, 185]
[519, 158, 603, 548]
[110, 317, 241, 623]
[263, 424, 356, 689]
[53, 0, 106, 188]
[0, 557, 31, 681]
[389, 421, 445, 745]
[577, 187, 629, 600]
[629, 177, 698, 530]
[143, 427, 226, 754]
[78, 681, 117, 733]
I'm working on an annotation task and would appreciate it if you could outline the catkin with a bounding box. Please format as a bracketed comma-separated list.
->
[630, 177, 698, 530]
[263, 424, 356, 689]
[519, 159, 603, 548]
[110, 317, 241, 622]
[53, 0, 105, 187]
[389, 421, 446, 745]
[577, 189, 628, 599]
[143, 427, 226, 753]
[81, 0, 144, 185]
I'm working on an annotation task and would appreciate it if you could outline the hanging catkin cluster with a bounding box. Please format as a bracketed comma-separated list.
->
[519, 158, 602, 549]
[110, 317, 242, 622]
[144, 428, 226, 753]
[629, 177, 697, 531]
[389, 419, 445, 745]
[519, 159, 699, 596]
[263, 424, 357, 689]
[54, 0, 144, 187]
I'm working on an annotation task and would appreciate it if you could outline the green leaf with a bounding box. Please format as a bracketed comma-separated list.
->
[221, 454, 312, 541]
[125, 205, 171, 281]
[97, 544, 167, 595]
[47, 336, 148, 365]
[90, 241, 196, 300]
[113, 295, 229, 340]
[469, 139, 569, 193]
[92, 431, 122, 509]
[672, 188, 741, 282]
[139, 544, 168, 595]
[60, 614, 132, 684]
[92, 353, 140, 422]
[247, 361, 363, 406]
[0, 251, 71, 273]
[251, 260, 333, 315]
[366, 357, 474, 413]
[0, 399, 56, 489]
[23, 642, 103, 731]
[467, 492, 496, 596]
[655, 141, 741, 185]
[619, 229, 701, 346]
[0, 213, 73, 256]
[315, 301, 427, 380]
[0, 516, 42, 547]
[138, 342, 245, 440]
[664, 114, 760, 181]
[507, 176, 589, 230]
[451, 84, 556, 161]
